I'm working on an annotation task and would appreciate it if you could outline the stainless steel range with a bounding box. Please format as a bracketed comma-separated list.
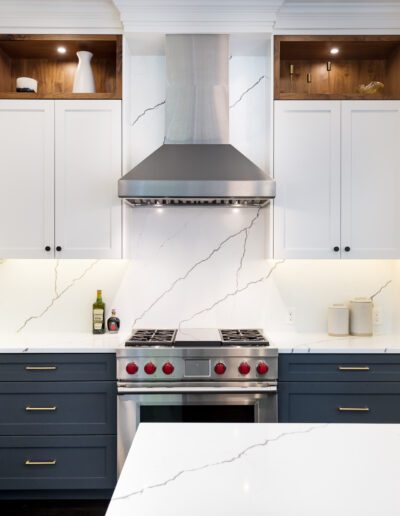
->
[117, 328, 277, 473]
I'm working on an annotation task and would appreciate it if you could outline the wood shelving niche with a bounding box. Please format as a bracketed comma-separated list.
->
[0, 34, 122, 99]
[274, 35, 400, 100]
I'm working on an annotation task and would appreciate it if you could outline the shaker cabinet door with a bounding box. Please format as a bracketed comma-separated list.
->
[0, 100, 55, 258]
[274, 101, 341, 259]
[54, 101, 122, 259]
[341, 101, 400, 259]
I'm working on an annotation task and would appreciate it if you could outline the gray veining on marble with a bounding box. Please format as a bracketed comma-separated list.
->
[370, 279, 392, 300]
[17, 260, 99, 333]
[112, 423, 325, 502]
[230, 75, 265, 109]
[131, 100, 166, 127]
[179, 259, 285, 327]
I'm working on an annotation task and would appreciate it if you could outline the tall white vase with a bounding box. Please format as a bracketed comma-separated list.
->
[73, 51, 96, 93]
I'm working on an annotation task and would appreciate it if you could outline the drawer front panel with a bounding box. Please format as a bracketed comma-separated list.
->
[279, 353, 400, 381]
[0, 382, 116, 435]
[0, 435, 116, 490]
[279, 381, 400, 423]
[0, 354, 116, 381]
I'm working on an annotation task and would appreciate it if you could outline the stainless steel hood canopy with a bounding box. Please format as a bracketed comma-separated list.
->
[119, 34, 276, 207]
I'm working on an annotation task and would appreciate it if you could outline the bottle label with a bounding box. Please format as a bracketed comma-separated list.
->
[109, 322, 117, 331]
[93, 308, 104, 330]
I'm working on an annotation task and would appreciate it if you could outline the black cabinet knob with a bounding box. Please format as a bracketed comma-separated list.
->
[56, 246, 62, 252]
[344, 246, 351, 252]
[45, 246, 51, 252]
[333, 246, 340, 252]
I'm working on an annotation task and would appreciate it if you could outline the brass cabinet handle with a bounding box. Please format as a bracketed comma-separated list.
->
[25, 460, 56, 466]
[25, 366, 57, 371]
[338, 366, 370, 371]
[25, 406, 57, 412]
[338, 407, 370, 412]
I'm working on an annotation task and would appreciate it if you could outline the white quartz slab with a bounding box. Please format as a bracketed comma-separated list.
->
[268, 331, 400, 353]
[107, 422, 400, 516]
[0, 332, 128, 353]
[1, 330, 400, 354]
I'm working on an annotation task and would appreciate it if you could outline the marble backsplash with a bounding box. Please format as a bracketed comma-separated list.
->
[0, 228, 397, 336]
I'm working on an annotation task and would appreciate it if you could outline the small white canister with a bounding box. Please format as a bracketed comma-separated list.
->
[328, 304, 350, 336]
[350, 297, 373, 336]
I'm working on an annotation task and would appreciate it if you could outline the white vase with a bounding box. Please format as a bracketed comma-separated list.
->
[73, 51, 96, 93]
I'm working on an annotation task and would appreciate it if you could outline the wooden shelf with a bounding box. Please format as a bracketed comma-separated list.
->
[0, 34, 122, 100]
[274, 35, 400, 100]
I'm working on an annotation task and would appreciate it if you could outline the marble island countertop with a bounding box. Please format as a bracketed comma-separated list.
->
[107, 422, 400, 516]
[1, 330, 400, 353]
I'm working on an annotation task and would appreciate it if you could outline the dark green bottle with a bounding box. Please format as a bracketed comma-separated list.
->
[92, 290, 105, 334]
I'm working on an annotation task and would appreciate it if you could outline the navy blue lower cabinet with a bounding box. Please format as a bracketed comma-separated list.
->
[0, 381, 116, 435]
[0, 435, 116, 491]
[279, 381, 400, 423]
[0, 353, 116, 382]
[279, 353, 400, 382]
[0, 353, 117, 499]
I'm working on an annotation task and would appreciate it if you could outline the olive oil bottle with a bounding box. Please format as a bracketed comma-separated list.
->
[92, 290, 105, 334]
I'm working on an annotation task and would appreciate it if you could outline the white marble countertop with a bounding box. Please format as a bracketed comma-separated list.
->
[107, 422, 400, 516]
[268, 331, 400, 353]
[0, 330, 400, 353]
[0, 332, 128, 353]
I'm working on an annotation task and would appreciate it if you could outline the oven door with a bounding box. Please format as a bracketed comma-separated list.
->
[117, 382, 277, 474]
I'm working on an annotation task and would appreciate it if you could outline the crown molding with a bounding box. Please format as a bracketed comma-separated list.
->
[0, 0, 122, 34]
[275, 2, 400, 31]
[114, 0, 285, 33]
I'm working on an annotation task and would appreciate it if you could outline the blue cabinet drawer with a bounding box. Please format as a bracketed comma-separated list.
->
[0, 435, 116, 491]
[279, 353, 400, 382]
[0, 382, 116, 435]
[279, 381, 400, 423]
[0, 354, 115, 381]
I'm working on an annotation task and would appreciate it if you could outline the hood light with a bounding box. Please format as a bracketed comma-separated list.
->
[330, 47, 339, 55]
[57, 46, 67, 54]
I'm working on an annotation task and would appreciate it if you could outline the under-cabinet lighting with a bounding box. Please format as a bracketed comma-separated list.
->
[330, 48, 339, 55]
[57, 46, 67, 54]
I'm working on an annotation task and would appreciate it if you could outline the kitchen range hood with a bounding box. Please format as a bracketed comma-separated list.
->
[119, 34, 276, 207]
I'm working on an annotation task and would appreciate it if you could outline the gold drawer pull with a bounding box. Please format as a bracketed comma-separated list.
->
[338, 366, 370, 371]
[25, 406, 57, 412]
[338, 407, 370, 412]
[25, 366, 57, 371]
[25, 460, 56, 466]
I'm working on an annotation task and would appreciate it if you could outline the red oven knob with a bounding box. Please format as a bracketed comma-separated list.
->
[257, 361, 269, 375]
[162, 362, 174, 375]
[144, 362, 157, 375]
[214, 362, 226, 375]
[126, 362, 138, 375]
[238, 362, 251, 375]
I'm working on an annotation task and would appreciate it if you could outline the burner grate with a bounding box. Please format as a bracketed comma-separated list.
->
[126, 329, 176, 346]
[220, 329, 267, 344]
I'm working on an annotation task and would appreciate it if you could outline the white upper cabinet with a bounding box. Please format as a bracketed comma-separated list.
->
[274, 101, 341, 259]
[274, 100, 400, 259]
[55, 101, 122, 259]
[0, 100, 54, 258]
[341, 101, 400, 259]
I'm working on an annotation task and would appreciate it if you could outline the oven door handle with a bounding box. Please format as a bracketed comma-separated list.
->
[117, 385, 277, 394]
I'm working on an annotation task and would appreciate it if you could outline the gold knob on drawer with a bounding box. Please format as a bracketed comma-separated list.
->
[25, 366, 57, 371]
[25, 460, 57, 466]
[25, 406, 57, 412]
[338, 407, 370, 412]
[338, 366, 370, 371]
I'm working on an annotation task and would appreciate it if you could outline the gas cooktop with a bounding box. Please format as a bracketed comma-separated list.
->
[125, 328, 269, 347]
